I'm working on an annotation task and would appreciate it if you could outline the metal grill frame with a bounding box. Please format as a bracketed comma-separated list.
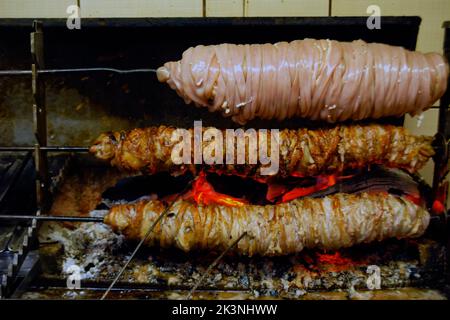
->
[0, 17, 448, 299]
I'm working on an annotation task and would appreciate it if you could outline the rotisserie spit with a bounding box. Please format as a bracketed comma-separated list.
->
[104, 192, 429, 256]
[90, 124, 434, 177]
[157, 39, 449, 124]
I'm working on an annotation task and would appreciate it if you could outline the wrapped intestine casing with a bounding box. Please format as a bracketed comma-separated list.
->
[157, 39, 449, 124]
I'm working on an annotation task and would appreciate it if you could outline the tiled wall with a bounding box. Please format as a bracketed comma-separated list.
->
[206, 0, 243, 17]
[1, 0, 449, 184]
[2, 0, 448, 51]
[79, 0, 203, 18]
[244, 0, 329, 17]
[0, 0, 77, 18]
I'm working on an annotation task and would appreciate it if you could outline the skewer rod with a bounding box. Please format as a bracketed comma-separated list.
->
[0, 213, 442, 224]
[0, 146, 89, 152]
[0, 68, 157, 76]
[0, 214, 104, 223]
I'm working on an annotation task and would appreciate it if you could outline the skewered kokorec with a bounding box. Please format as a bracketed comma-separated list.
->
[89, 124, 434, 177]
[104, 192, 430, 256]
[157, 39, 449, 124]
[1, 19, 448, 300]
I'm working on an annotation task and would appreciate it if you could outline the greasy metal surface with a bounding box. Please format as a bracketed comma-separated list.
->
[0, 152, 31, 205]
[31, 21, 50, 212]
[0, 17, 420, 147]
[441, 20, 450, 292]
[0, 154, 37, 298]
[0, 154, 36, 213]
[0, 154, 70, 298]
[433, 23, 450, 204]
[0, 146, 88, 152]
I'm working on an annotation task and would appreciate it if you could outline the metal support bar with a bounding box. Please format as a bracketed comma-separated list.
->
[1, 212, 39, 298]
[0, 146, 89, 152]
[0, 214, 104, 223]
[441, 20, 450, 294]
[1, 20, 49, 300]
[0, 68, 157, 76]
[432, 23, 450, 216]
[31, 20, 49, 213]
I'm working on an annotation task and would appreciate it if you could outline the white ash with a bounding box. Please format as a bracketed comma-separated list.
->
[294, 289, 306, 297]
[40, 220, 124, 280]
[38, 194, 156, 280]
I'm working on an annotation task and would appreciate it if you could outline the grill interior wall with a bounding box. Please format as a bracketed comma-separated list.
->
[0, 17, 417, 147]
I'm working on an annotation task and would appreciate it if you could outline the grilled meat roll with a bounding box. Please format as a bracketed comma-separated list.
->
[90, 124, 434, 177]
[157, 39, 448, 124]
[104, 192, 430, 256]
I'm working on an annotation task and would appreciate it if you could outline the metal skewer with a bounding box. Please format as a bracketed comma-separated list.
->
[0, 213, 442, 224]
[0, 146, 89, 152]
[0, 68, 157, 76]
[0, 214, 104, 223]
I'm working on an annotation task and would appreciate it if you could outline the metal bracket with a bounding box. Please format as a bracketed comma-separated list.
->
[436, 21, 450, 288]
[31, 20, 49, 213]
[432, 23, 450, 215]
[0, 216, 39, 298]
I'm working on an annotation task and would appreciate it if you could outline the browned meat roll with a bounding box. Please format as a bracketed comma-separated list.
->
[89, 124, 434, 177]
[104, 192, 430, 256]
[157, 39, 448, 124]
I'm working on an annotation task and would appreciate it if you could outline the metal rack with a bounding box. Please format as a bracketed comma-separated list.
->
[432, 23, 450, 214]
[0, 22, 47, 298]
[0, 153, 36, 297]
[0, 18, 449, 299]
[0, 21, 241, 299]
[438, 20, 450, 291]
[0, 21, 90, 298]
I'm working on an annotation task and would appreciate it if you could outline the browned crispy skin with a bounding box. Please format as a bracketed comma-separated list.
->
[104, 192, 430, 256]
[90, 124, 434, 177]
